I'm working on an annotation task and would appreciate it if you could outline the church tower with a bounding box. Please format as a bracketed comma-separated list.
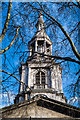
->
[14, 12, 66, 104]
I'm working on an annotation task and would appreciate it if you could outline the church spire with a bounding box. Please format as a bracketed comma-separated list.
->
[14, 11, 66, 105]
[35, 11, 45, 31]
[28, 11, 53, 56]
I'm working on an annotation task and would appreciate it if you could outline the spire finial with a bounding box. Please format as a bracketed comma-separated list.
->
[35, 11, 44, 30]
[39, 11, 42, 17]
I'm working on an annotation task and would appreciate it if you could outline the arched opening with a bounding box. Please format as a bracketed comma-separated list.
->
[36, 71, 45, 88]
[41, 72, 45, 84]
[36, 72, 40, 85]
[37, 41, 44, 53]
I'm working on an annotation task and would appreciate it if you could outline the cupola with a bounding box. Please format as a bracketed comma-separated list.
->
[28, 11, 53, 57]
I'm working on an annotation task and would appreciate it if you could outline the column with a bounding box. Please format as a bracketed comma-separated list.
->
[60, 69, 63, 93]
[45, 71, 49, 89]
[51, 66, 55, 89]
[33, 73, 36, 89]
[44, 40, 46, 54]
[40, 72, 41, 84]
[20, 65, 27, 92]
[57, 66, 60, 92]
[55, 66, 58, 91]
[50, 45, 52, 55]
[35, 40, 37, 52]
[28, 67, 31, 88]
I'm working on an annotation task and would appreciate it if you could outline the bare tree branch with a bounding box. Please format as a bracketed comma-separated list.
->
[73, 76, 80, 96]
[0, 80, 10, 104]
[72, 1, 80, 8]
[0, 27, 20, 54]
[35, 52, 80, 65]
[0, 69, 27, 87]
[0, 0, 12, 43]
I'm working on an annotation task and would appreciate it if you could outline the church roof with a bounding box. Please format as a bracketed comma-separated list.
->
[28, 30, 53, 45]
[1, 95, 80, 118]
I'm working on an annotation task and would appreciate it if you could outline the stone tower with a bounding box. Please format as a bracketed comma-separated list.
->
[14, 12, 66, 104]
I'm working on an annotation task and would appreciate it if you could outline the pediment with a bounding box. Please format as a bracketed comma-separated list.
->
[2, 96, 80, 119]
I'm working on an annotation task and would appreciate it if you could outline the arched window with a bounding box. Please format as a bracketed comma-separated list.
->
[41, 72, 45, 84]
[36, 71, 45, 85]
[36, 72, 40, 85]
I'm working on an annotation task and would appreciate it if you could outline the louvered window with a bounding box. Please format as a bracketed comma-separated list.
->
[36, 71, 45, 85]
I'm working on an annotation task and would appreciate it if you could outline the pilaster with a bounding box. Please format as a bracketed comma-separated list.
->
[20, 64, 27, 92]
[44, 39, 46, 54]
[28, 67, 31, 88]
[50, 66, 55, 89]
[50, 45, 52, 55]
[35, 39, 38, 52]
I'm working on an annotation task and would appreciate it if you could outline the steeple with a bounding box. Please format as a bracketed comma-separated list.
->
[28, 11, 53, 57]
[35, 11, 45, 31]
[14, 12, 66, 104]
